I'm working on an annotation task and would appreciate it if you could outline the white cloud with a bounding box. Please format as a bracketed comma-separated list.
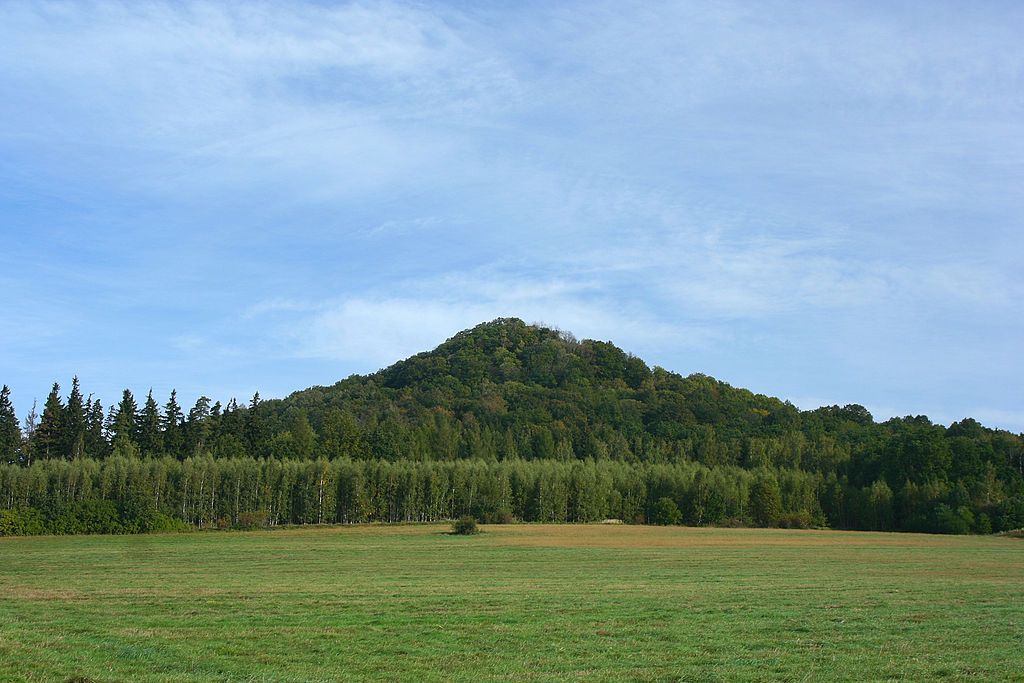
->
[255, 266, 717, 369]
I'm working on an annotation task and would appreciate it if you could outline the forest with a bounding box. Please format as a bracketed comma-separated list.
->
[1, 318, 1022, 535]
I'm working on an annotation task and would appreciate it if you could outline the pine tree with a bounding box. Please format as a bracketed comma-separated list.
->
[0, 385, 21, 463]
[162, 389, 184, 457]
[35, 383, 64, 460]
[111, 389, 138, 449]
[185, 396, 212, 456]
[85, 397, 107, 459]
[245, 392, 267, 457]
[137, 390, 163, 456]
[63, 376, 86, 459]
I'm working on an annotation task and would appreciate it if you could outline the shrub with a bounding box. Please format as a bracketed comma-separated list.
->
[236, 510, 271, 530]
[452, 516, 479, 535]
[0, 508, 47, 536]
[777, 510, 813, 529]
[933, 504, 973, 535]
[49, 499, 124, 535]
[651, 497, 682, 525]
[146, 514, 191, 533]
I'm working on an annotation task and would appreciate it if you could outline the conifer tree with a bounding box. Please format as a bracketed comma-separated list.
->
[63, 376, 86, 459]
[245, 392, 267, 457]
[85, 396, 107, 459]
[137, 390, 163, 456]
[185, 396, 212, 456]
[0, 385, 21, 463]
[162, 389, 184, 457]
[111, 389, 138, 449]
[35, 383, 64, 460]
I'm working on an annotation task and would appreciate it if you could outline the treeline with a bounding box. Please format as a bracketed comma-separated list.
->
[1, 456, 1022, 536]
[0, 319, 1022, 536]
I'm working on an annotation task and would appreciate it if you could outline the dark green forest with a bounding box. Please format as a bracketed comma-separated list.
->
[1, 319, 1022, 536]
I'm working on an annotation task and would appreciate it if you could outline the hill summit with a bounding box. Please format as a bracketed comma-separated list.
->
[265, 318, 1008, 468]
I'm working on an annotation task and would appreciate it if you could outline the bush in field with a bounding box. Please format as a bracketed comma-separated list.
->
[452, 516, 479, 535]
[778, 510, 814, 529]
[146, 514, 191, 533]
[651, 497, 682, 525]
[236, 510, 271, 530]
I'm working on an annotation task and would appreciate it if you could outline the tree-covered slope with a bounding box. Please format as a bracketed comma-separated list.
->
[2, 318, 1022, 534]
[265, 318, 1020, 486]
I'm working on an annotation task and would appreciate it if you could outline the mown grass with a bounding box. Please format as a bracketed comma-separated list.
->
[1, 524, 1022, 681]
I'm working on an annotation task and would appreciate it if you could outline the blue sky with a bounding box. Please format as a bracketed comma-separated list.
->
[1, 1, 1021, 431]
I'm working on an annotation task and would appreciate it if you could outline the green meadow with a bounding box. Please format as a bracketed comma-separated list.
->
[1, 524, 1021, 682]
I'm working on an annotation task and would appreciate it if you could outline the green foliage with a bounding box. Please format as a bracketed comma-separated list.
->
[0, 385, 20, 464]
[749, 474, 782, 527]
[452, 516, 479, 535]
[651, 497, 682, 525]
[236, 510, 271, 530]
[2, 319, 1022, 536]
[0, 507, 46, 536]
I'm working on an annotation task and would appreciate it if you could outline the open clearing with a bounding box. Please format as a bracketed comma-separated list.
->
[1, 525, 1022, 681]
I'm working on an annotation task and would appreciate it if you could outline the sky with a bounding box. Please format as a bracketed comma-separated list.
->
[1, 1, 1022, 431]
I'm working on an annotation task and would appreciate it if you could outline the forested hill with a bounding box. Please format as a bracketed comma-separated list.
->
[1, 318, 1022, 535]
[274, 316, 833, 458]
[267, 317, 1019, 480]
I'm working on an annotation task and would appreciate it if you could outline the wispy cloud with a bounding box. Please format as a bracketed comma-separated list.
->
[1, 1, 1022, 430]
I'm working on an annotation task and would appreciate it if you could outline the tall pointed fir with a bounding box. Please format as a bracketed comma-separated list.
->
[137, 390, 163, 456]
[35, 383, 64, 460]
[163, 389, 184, 458]
[245, 392, 268, 457]
[63, 376, 86, 459]
[0, 385, 21, 463]
[86, 396, 108, 459]
[110, 389, 139, 456]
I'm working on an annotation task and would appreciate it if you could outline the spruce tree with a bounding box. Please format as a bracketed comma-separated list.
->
[137, 390, 163, 456]
[36, 383, 64, 460]
[0, 385, 21, 463]
[111, 389, 138, 449]
[63, 376, 86, 459]
[245, 392, 267, 457]
[162, 389, 184, 457]
[86, 396, 107, 459]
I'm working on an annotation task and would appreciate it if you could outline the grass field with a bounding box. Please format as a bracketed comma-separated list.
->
[1, 525, 1022, 682]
